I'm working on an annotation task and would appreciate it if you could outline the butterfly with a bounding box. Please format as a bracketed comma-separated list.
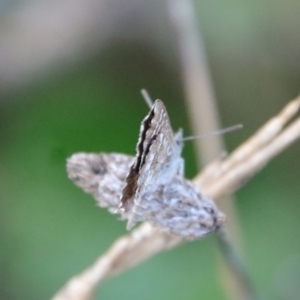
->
[67, 100, 225, 239]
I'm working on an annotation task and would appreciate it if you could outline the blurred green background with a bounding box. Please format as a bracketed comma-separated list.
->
[1, 1, 300, 299]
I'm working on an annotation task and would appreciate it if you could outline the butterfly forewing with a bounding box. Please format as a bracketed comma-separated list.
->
[121, 100, 183, 214]
[67, 152, 134, 213]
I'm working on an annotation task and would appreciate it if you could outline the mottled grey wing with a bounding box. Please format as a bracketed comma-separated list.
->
[121, 100, 183, 214]
[130, 176, 226, 239]
[67, 152, 134, 213]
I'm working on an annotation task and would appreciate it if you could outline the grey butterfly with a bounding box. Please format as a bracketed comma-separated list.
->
[67, 99, 225, 239]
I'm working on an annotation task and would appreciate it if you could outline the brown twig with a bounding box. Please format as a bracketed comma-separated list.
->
[52, 223, 182, 300]
[52, 96, 300, 300]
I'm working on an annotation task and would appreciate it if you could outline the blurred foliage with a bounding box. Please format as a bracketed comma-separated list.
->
[1, 1, 300, 300]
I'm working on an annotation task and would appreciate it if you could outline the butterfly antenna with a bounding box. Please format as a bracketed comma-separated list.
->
[180, 124, 243, 142]
[141, 89, 154, 109]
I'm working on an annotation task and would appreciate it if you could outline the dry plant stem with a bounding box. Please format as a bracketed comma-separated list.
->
[52, 225, 182, 300]
[217, 97, 300, 176]
[52, 98, 300, 300]
[196, 97, 300, 196]
[168, 0, 245, 298]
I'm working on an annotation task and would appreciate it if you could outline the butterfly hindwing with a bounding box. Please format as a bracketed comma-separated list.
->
[67, 152, 134, 213]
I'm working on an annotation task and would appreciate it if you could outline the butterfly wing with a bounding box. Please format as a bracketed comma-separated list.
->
[121, 100, 184, 228]
[67, 152, 134, 213]
[138, 176, 226, 239]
